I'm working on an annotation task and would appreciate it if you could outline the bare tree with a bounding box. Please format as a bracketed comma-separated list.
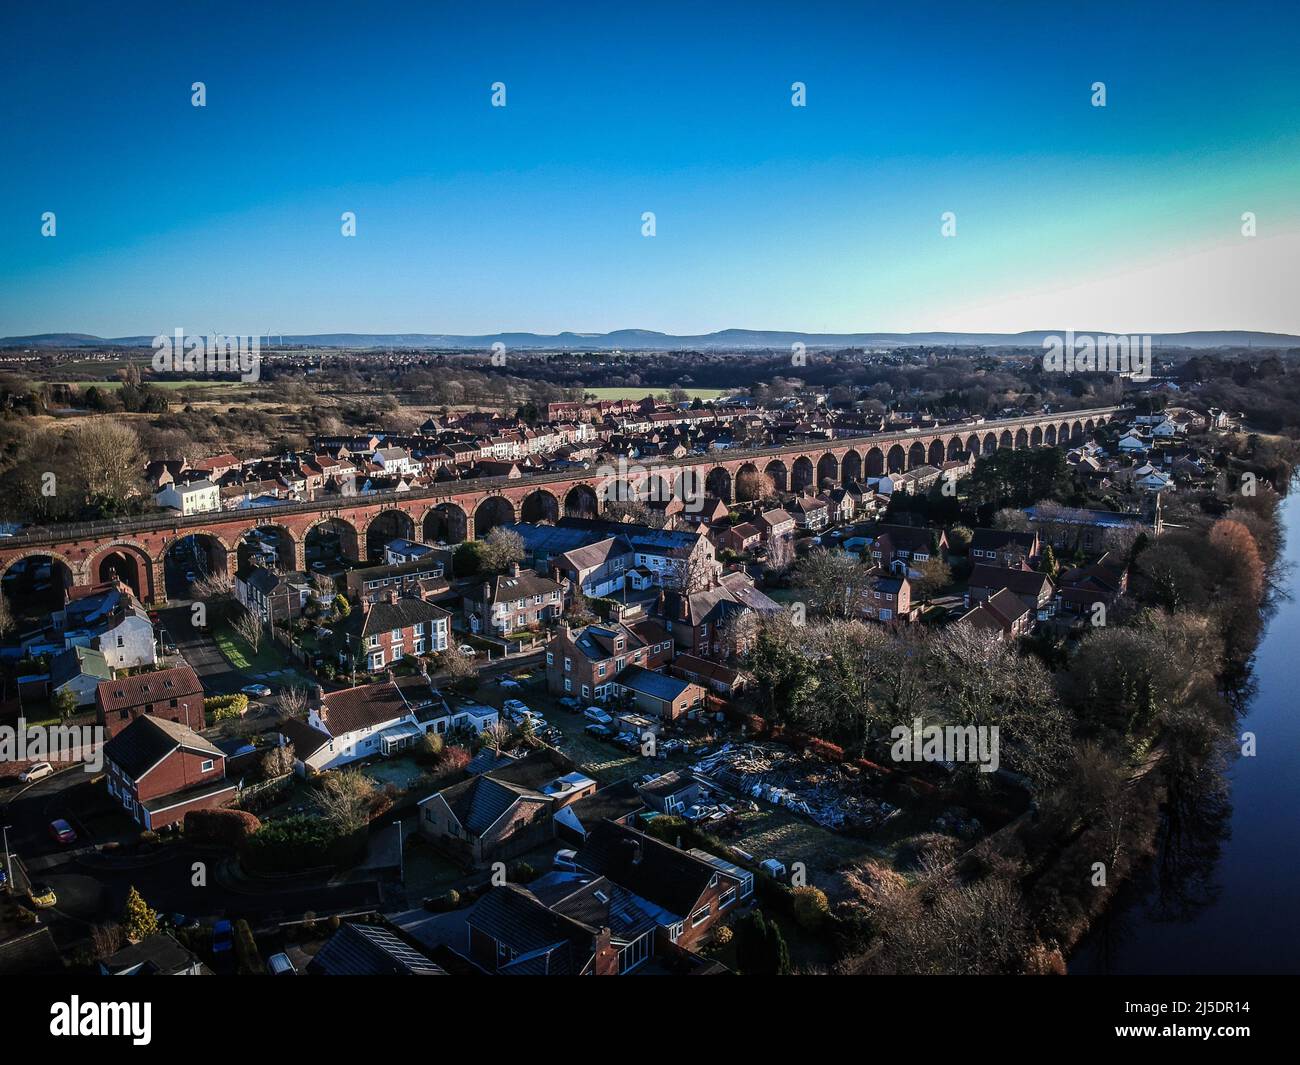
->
[481, 720, 511, 754]
[479, 526, 526, 573]
[312, 769, 377, 834]
[68, 418, 146, 510]
[260, 743, 295, 778]
[766, 532, 795, 573]
[278, 684, 310, 719]
[232, 606, 263, 655]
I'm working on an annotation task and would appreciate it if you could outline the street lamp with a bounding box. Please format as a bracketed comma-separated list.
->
[2, 824, 13, 895]
[392, 820, 404, 885]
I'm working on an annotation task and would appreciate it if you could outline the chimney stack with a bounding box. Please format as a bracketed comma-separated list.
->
[508, 561, 520, 578]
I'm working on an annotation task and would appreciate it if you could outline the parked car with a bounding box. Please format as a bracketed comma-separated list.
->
[20, 761, 55, 783]
[240, 684, 272, 698]
[48, 819, 77, 845]
[583, 707, 613, 726]
[267, 952, 297, 975]
[613, 731, 640, 751]
[497, 677, 520, 689]
[310, 561, 329, 572]
[501, 699, 531, 718]
[212, 919, 234, 954]
[457, 645, 476, 657]
[584, 723, 613, 739]
[28, 882, 57, 908]
[558, 696, 581, 712]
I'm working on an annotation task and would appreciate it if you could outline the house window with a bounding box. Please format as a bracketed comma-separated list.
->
[581, 685, 590, 699]
[200, 759, 214, 772]
[720, 887, 737, 908]
[564, 678, 572, 693]
[690, 905, 711, 927]
[546, 652, 554, 665]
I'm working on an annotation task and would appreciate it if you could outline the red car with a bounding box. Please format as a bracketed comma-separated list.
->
[48, 819, 77, 845]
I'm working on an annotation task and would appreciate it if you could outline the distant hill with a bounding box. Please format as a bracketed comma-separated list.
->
[3, 328, 1297, 351]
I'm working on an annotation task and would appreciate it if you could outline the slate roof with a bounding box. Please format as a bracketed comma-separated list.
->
[308, 923, 446, 975]
[574, 821, 718, 919]
[341, 596, 450, 640]
[967, 564, 1053, 598]
[102, 715, 225, 780]
[465, 883, 597, 975]
[441, 774, 547, 836]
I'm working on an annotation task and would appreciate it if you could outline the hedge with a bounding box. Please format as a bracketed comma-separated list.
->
[184, 808, 262, 846]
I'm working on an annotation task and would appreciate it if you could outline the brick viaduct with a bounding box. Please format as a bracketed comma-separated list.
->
[0, 407, 1120, 605]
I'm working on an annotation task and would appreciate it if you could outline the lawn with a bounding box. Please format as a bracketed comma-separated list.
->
[728, 806, 884, 882]
[582, 387, 732, 403]
[213, 623, 308, 683]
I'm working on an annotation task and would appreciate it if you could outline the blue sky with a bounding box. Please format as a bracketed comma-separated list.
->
[2, 0, 1298, 336]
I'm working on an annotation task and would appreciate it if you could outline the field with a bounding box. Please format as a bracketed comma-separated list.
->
[56, 379, 233, 391]
[582, 387, 732, 403]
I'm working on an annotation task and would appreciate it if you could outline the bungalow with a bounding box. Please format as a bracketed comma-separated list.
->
[418, 751, 591, 866]
[553, 779, 645, 845]
[635, 769, 702, 815]
[614, 665, 706, 721]
[103, 715, 236, 830]
[463, 881, 622, 975]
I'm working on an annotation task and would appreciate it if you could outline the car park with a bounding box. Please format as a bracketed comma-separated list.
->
[502, 699, 530, 717]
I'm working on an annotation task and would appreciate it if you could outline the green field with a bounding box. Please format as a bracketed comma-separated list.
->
[56, 379, 234, 391]
[583, 387, 732, 403]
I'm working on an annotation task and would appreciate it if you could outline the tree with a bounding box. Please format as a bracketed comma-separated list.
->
[479, 526, 526, 573]
[0, 593, 13, 639]
[795, 547, 873, 619]
[435, 647, 478, 688]
[331, 594, 351, 619]
[792, 886, 830, 930]
[312, 769, 378, 834]
[481, 720, 511, 754]
[278, 684, 311, 719]
[453, 541, 483, 577]
[992, 507, 1031, 532]
[909, 558, 952, 603]
[123, 886, 159, 942]
[1040, 544, 1059, 580]
[766, 531, 795, 573]
[67, 418, 146, 516]
[260, 743, 295, 778]
[52, 687, 79, 721]
[735, 468, 776, 503]
[232, 606, 262, 655]
[91, 922, 125, 960]
[734, 910, 791, 975]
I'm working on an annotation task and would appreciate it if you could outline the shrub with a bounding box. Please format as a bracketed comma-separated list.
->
[233, 918, 262, 975]
[241, 814, 341, 874]
[712, 925, 734, 948]
[792, 885, 830, 931]
[184, 807, 262, 847]
[204, 693, 249, 722]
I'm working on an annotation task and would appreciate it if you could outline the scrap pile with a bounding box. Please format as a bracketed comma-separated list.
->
[692, 742, 895, 833]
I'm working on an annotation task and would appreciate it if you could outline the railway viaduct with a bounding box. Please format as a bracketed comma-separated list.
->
[0, 407, 1121, 605]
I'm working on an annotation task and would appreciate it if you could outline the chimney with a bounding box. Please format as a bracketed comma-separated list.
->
[508, 561, 520, 578]
[386, 586, 400, 604]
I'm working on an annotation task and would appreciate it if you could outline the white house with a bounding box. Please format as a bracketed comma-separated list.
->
[371, 447, 422, 476]
[384, 538, 436, 566]
[156, 479, 221, 515]
[58, 584, 157, 670]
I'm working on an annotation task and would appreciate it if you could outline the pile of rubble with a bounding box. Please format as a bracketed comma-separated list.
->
[692, 742, 896, 833]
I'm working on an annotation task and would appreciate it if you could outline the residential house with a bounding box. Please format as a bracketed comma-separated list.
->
[866, 524, 948, 575]
[103, 715, 236, 830]
[99, 932, 208, 975]
[337, 588, 451, 671]
[155, 479, 221, 516]
[462, 563, 566, 638]
[545, 620, 673, 704]
[670, 653, 746, 697]
[95, 664, 206, 739]
[655, 571, 782, 659]
[235, 566, 313, 624]
[60, 582, 156, 670]
[49, 645, 112, 709]
[344, 557, 448, 604]
[964, 564, 1055, 616]
[860, 573, 916, 623]
[574, 821, 745, 952]
[308, 922, 446, 975]
[634, 769, 702, 815]
[553, 780, 645, 846]
[614, 666, 706, 720]
[384, 538, 437, 565]
[968, 528, 1041, 568]
[956, 587, 1033, 640]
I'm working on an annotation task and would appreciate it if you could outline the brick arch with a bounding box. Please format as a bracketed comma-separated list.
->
[865, 447, 885, 478]
[706, 465, 733, 502]
[520, 488, 560, 523]
[563, 482, 599, 519]
[947, 436, 965, 460]
[0, 547, 80, 585]
[1015, 428, 1029, 448]
[999, 430, 1014, 449]
[907, 441, 926, 468]
[764, 459, 789, 494]
[791, 455, 815, 492]
[362, 508, 418, 561]
[887, 444, 906, 473]
[1044, 424, 1057, 446]
[88, 541, 158, 602]
[816, 452, 839, 489]
[1030, 426, 1043, 447]
[928, 439, 946, 466]
[422, 501, 469, 543]
[473, 494, 518, 537]
[841, 449, 863, 484]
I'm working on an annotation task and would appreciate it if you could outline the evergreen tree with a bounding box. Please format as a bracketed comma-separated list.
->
[123, 885, 159, 942]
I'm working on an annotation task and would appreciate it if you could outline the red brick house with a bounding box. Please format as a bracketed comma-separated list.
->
[957, 587, 1034, 639]
[103, 716, 236, 830]
[336, 587, 452, 672]
[968, 527, 1041, 567]
[96, 665, 206, 739]
[964, 564, 1054, 614]
[860, 573, 917, 622]
[717, 522, 762, 554]
[574, 822, 745, 952]
[546, 620, 673, 703]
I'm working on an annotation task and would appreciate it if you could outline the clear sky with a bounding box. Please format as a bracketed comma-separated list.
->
[1, 0, 1297, 337]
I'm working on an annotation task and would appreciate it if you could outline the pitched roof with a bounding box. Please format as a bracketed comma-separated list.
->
[308, 923, 445, 975]
[318, 680, 409, 736]
[574, 821, 719, 919]
[465, 883, 597, 974]
[96, 665, 203, 715]
[440, 774, 548, 836]
[102, 715, 224, 780]
[967, 564, 1053, 598]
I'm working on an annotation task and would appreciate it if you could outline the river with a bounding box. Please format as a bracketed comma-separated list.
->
[1071, 487, 1300, 974]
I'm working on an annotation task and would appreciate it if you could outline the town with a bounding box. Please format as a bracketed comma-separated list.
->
[0, 356, 1276, 977]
